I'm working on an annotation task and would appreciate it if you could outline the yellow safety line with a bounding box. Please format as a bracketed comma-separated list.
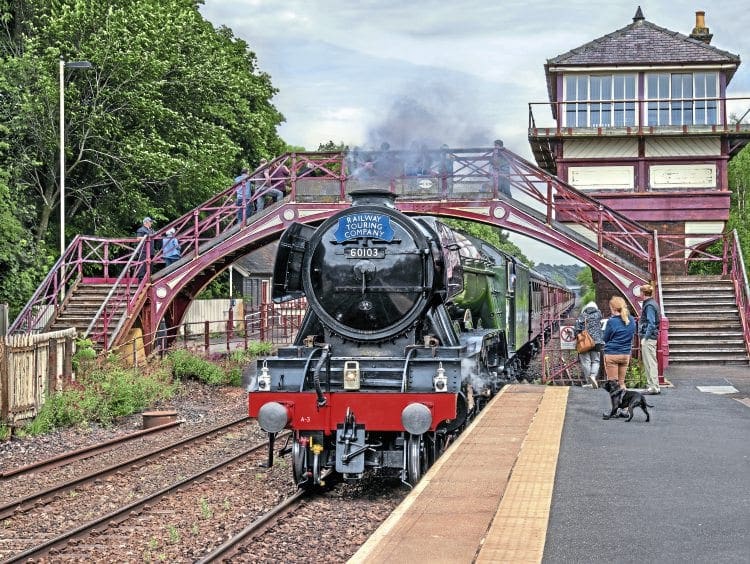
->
[475, 386, 569, 563]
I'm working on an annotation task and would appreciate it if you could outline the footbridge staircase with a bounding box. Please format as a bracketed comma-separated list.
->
[9, 147, 750, 367]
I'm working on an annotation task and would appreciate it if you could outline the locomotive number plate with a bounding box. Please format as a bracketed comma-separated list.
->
[347, 247, 385, 259]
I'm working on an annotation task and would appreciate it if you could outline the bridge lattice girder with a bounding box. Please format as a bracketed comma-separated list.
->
[11, 146, 656, 349]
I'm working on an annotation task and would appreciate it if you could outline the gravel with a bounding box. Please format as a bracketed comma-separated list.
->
[0, 380, 247, 473]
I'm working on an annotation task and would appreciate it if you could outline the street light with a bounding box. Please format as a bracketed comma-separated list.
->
[59, 57, 93, 259]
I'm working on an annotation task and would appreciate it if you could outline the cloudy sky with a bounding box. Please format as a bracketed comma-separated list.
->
[199, 1, 750, 264]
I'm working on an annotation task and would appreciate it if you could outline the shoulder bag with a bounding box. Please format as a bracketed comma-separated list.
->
[575, 324, 595, 353]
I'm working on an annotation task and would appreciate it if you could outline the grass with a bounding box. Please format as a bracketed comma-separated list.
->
[199, 497, 212, 519]
[12, 341, 272, 438]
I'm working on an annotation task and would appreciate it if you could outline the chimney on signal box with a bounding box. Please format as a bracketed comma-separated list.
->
[689, 11, 713, 44]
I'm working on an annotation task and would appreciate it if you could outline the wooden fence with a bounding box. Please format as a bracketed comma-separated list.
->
[0, 328, 76, 426]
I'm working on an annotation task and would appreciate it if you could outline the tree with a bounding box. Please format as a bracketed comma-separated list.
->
[728, 144, 750, 262]
[0, 0, 285, 312]
[442, 219, 532, 266]
[577, 267, 594, 305]
[1, 0, 284, 240]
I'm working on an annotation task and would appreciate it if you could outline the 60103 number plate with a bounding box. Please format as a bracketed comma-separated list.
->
[347, 247, 385, 259]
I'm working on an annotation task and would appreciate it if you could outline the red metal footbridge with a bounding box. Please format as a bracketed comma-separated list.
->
[9, 146, 749, 357]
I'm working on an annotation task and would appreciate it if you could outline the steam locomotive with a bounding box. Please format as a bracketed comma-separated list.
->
[248, 189, 573, 487]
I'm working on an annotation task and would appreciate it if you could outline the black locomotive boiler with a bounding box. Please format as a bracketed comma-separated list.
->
[248, 189, 573, 487]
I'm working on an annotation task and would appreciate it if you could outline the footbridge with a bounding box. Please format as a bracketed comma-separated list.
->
[11, 145, 663, 351]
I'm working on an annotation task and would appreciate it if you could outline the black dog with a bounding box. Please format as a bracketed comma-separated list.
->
[602, 380, 653, 422]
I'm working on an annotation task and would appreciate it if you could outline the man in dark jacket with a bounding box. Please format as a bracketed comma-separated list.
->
[638, 284, 661, 394]
[136, 216, 155, 280]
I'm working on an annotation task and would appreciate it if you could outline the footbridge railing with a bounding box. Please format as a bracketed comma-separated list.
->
[659, 229, 750, 355]
[13, 146, 706, 349]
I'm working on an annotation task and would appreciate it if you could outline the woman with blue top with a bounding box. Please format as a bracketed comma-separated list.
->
[603, 295, 636, 391]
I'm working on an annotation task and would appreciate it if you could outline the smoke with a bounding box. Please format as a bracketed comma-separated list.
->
[362, 81, 493, 151]
[461, 356, 491, 395]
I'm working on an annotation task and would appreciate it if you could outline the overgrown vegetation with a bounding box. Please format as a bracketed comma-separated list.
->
[167, 349, 231, 386]
[23, 363, 176, 436]
[575, 266, 595, 305]
[625, 359, 647, 389]
[15, 342, 273, 437]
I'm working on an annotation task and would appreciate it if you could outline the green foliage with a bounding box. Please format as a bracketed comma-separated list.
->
[687, 239, 724, 275]
[0, 424, 11, 441]
[198, 497, 212, 519]
[251, 341, 274, 356]
[22, 363, 176, 435]
[576, 266, 595, 304]
[0, 165, 52, 317]
[72, 337, 97, 376]
[317, 140, 346, 151]
[196, 271, 230, 299]
[442, 219, 532, 265]
[625, 359, 647, 389]
[728, 144, 750, 272]
[536, 263, 584, 289]
[0, 0, 285, 312]
[580, 288, 596, 306]
[167, 349, 229, 385]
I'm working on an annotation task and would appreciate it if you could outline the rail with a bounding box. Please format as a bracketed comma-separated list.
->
[652, 230, 669, 376]
[659, 229, 750, 360]
[105, 302, 306, 366]
[9, 236, 146, 336]
[83, 237, 147, 349]
[729, 230, 750, 357]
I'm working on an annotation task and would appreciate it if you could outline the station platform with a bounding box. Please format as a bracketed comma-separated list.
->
[349, 364, 750, 563]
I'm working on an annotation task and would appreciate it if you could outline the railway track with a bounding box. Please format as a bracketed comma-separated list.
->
[0, 419, 181, 480]
[200, 475, 406, 563]
[198, 485, 309, 563]
[0, 416, 252, 518]
[0, 418, 285, 562]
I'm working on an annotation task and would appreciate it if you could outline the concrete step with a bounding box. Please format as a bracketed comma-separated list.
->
[666, 309, 738, 316]
[668, 355, 748, 365]
[668, 338, 746, 346]
[664, 294, 737, 307]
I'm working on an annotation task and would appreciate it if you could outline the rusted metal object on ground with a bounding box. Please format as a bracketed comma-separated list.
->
[142, 409, 178, 429]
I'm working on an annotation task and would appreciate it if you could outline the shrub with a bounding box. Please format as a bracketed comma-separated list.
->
[72, 338, 98, 377]
[167, 349, 228, 385]
[625, 359, 647, 389]
[22, 365, 176, 435]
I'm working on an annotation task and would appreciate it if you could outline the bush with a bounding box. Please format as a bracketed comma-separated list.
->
[72, 338, 98, 377]
[167, 349, 229, 385]
[22, 364, 176, 436]
[625, 359, 647, 389]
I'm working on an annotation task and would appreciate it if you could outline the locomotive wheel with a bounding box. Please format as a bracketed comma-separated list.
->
[407, 434, 427, 485]
[292, 440, 306, 485]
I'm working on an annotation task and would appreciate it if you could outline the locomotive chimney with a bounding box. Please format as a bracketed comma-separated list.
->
[349, 188, 397, 208]
[689, 11, 713, 44]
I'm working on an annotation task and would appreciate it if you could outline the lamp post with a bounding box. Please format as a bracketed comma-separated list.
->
[59, 57, 93, 259]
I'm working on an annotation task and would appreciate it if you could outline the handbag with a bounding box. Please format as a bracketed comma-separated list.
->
[575, 329, 595, 353]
